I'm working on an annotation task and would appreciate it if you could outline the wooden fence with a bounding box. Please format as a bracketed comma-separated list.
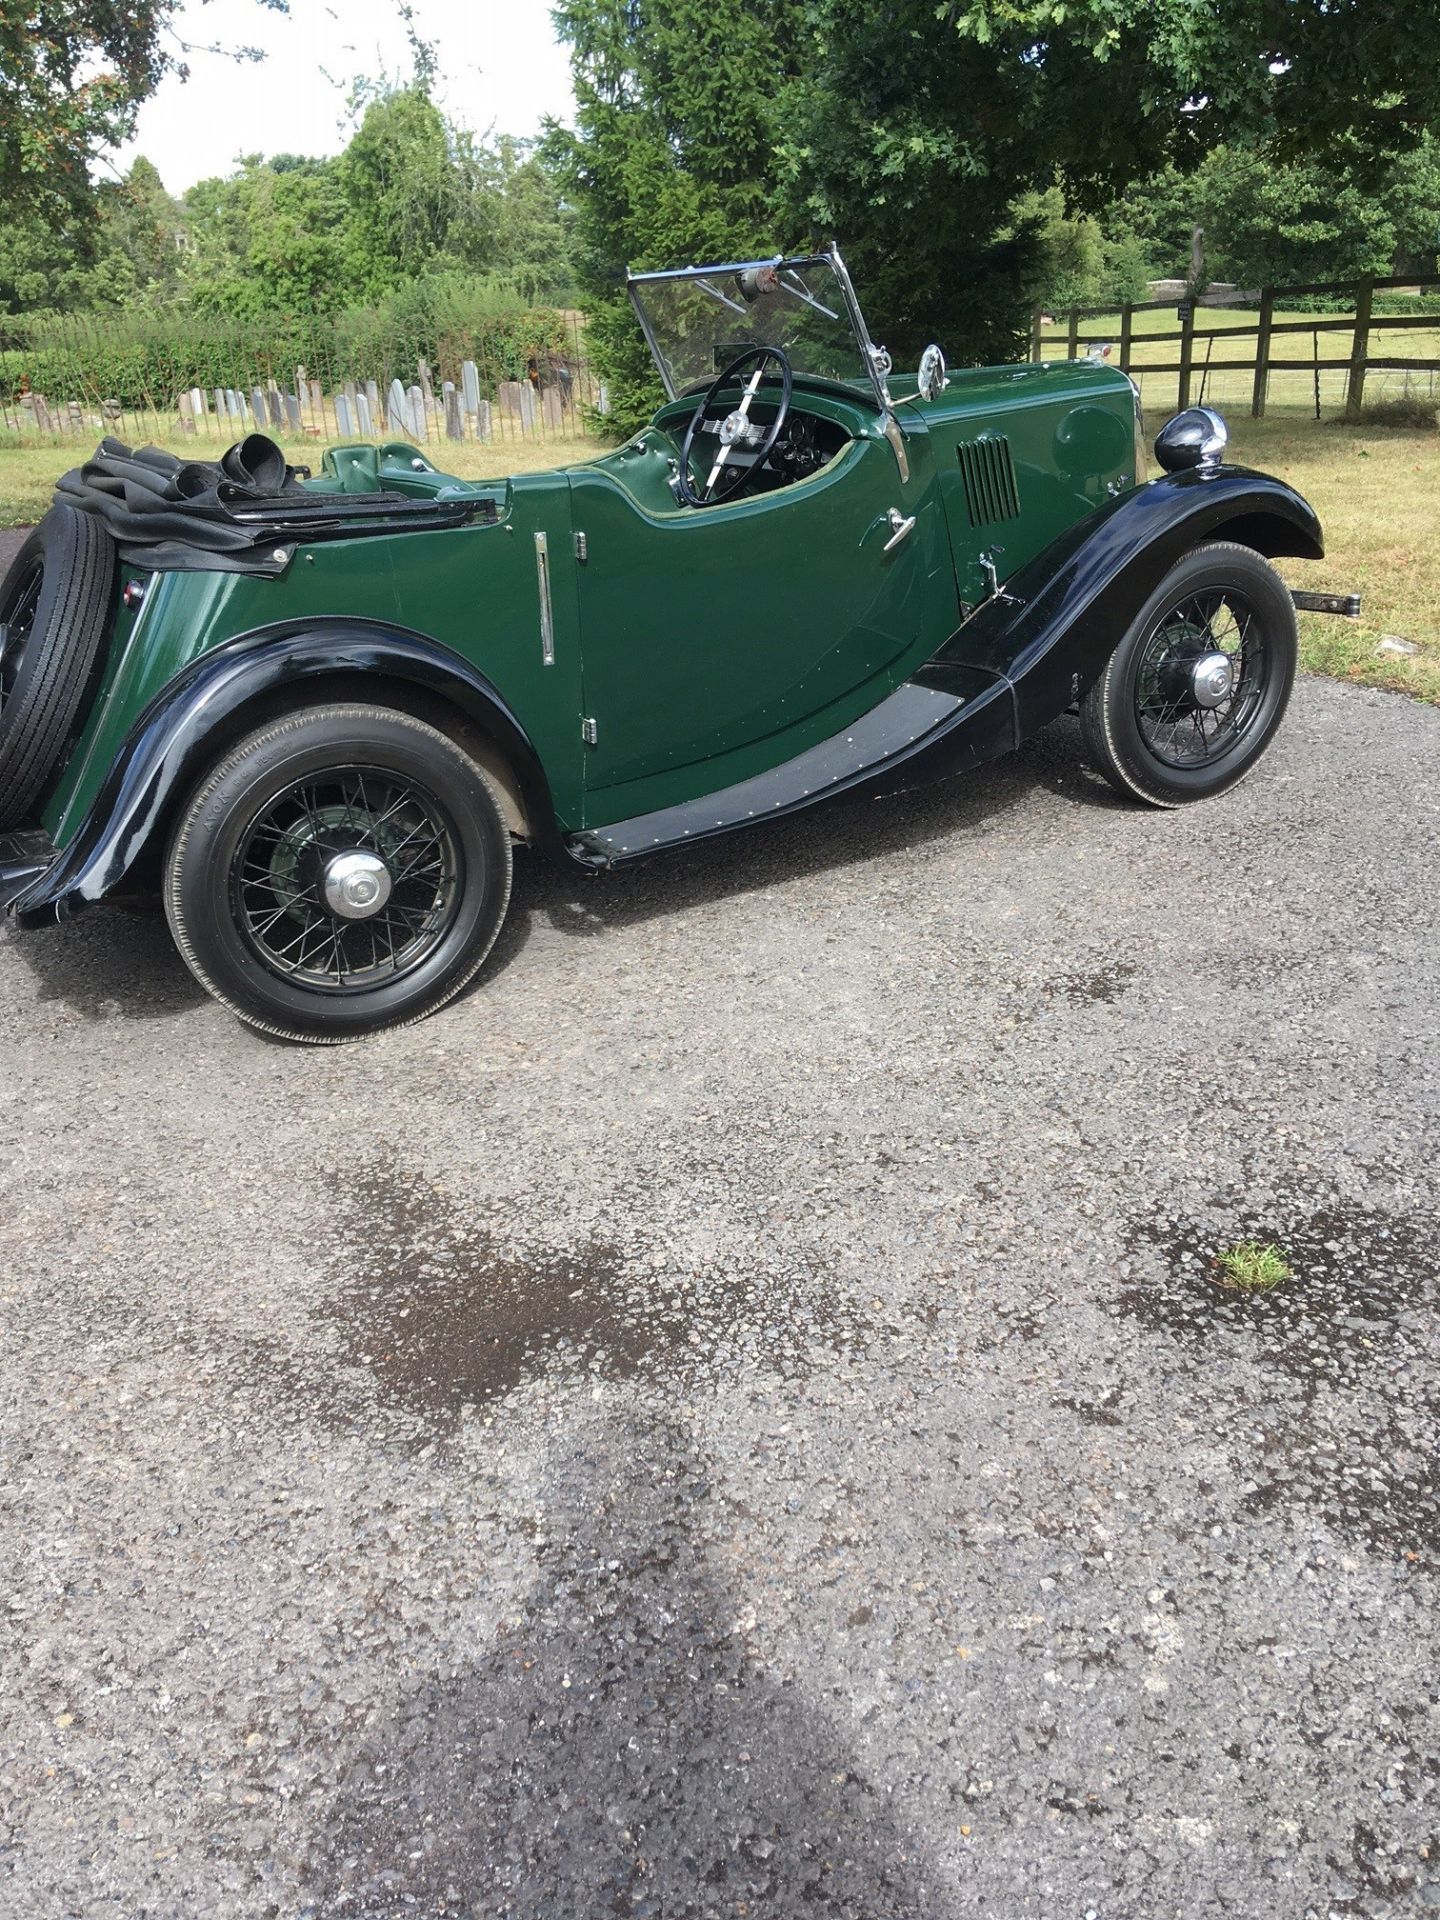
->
[1034, 273, 1440, 417]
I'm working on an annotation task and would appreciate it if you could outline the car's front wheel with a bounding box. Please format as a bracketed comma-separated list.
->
[165, 704, 512, 1042]
[1080, 539, 1298, 806]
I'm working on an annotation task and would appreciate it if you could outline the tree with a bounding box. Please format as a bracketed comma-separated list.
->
[1096, 137, 1440, 295]
[0, 0, 285, 224]
[486, 138, 577, 305]
[547, 0, 807, 428]
[0, 154, 184, 316]
[184, 155, 359, 318]
[163, 97, 578, 322]
[338, 86, 497, 297]
[553, 0, 1440, 404]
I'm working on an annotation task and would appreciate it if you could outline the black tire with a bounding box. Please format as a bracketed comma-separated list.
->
[0, 504, 115, 829]
[164, 704, 513, 1043]
[1080, 539, 1297, 807]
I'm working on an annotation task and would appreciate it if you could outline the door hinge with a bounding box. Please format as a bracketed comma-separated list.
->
[581, 716, 598, 745]
[574, 530, 589, 562]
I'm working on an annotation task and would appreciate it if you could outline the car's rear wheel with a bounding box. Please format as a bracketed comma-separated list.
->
[1080, 540, 1297, 807]
[164, 704, 512, 1043]
[0, 505, 115, 829]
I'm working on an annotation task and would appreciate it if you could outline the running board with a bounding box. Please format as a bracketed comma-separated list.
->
[567, 665, 1013, 868]
[1292, 589, 1361, 618]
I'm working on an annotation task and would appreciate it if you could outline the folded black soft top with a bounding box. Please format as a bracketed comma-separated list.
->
[56, 433, 483, 574]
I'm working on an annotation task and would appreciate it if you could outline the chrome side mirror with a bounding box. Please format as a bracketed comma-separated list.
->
[917, 343, 948, 402]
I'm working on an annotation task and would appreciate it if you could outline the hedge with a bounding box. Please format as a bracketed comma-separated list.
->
[0, 306, 575, 411]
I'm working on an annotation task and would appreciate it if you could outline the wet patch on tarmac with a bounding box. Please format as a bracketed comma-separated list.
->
[318, 1162, 876, 1431]
[322, 1166, 686, 1423]
[1118, 1194, 1438, 1564]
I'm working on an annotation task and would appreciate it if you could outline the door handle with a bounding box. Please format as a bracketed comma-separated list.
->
[882, 507, 916, 553]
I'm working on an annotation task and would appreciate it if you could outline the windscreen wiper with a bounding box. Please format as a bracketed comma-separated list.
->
[779, 271, 839, 320]
[694, 277, 747, 315]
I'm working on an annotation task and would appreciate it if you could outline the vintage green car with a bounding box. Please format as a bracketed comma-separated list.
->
[1, 248, 1337, 1042]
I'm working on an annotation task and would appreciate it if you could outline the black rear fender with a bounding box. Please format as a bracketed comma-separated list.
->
[16, 620, 560, 925]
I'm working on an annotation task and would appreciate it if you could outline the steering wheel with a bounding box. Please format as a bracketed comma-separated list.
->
[675, 345, 793, 507]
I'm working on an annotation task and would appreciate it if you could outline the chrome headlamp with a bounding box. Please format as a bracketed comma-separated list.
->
[1154, 406, 1228, 474]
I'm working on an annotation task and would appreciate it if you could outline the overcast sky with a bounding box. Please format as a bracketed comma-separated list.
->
[111, 0, 577, 194]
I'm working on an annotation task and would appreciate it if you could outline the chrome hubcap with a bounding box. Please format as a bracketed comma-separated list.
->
[1190, 650, 1235, 710]
[322, 849, 392, 920]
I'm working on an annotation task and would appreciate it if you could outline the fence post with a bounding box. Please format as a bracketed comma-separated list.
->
[1177, 301, 1196, 410]
[1251, 286, 1274, 418]
[1066, 306, 1079, 360]
[1030, 303, 1043, 362]
[1346, 275, 1373, 416]
[1118, 302, 1133, 374]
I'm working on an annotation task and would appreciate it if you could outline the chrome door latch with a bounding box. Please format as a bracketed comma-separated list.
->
[883, 507, 917, 553]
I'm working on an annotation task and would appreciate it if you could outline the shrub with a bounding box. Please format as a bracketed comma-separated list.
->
[1332, 394, 1439, 430]
[0, 291, 576, 412]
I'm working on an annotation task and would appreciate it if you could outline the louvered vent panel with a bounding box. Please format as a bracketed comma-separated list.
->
[957, 436, 1021, 528]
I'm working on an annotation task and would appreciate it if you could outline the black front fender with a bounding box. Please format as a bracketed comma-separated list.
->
[15, 620, 561, 925]
[948, 464, 1323, 739]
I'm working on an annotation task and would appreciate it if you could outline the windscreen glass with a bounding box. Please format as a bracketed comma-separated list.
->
[631, 259, 877, 399]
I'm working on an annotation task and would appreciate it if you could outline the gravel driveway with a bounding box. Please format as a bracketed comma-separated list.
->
[1, 675, 1436, 1919]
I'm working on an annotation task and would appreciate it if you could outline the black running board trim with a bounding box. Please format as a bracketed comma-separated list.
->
[567, 666, 1013, 868]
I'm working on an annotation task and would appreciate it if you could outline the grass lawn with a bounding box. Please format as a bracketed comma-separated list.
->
[1, 404, 1435, 705]
[1226, 409, 1440, 704]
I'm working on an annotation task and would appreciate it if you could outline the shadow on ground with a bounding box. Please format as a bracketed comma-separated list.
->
[300, 1417, 938, 1919]
[4, 719, 1117, 1029]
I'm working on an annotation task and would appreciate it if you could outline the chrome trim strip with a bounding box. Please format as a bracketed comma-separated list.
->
[534, 531, 555, 665]
[627, 252, 826, 286]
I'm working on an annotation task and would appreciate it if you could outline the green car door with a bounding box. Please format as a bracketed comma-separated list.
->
[567, 412, 959, 823]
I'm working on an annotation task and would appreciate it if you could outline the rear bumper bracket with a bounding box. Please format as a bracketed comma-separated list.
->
[0, 827, 58, 913]
[1292, 589, 1362, 618]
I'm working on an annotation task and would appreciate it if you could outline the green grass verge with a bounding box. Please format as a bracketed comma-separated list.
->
[1227, 411, 1440, 705]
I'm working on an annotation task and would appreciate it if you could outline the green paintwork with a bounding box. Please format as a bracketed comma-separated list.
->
[41, 358, 1139, 849]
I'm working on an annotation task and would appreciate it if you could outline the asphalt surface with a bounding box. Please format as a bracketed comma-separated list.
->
[1, 672, 1437, 1920]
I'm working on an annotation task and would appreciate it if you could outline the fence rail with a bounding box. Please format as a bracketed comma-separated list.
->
[1035, 273, 1440, 418]
[0, 309, 607, 451]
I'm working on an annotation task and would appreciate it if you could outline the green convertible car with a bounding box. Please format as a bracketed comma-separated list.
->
[0, 248, 1344, 1042]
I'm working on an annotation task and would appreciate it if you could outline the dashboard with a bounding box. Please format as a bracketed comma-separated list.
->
[684, 403, 852, 500]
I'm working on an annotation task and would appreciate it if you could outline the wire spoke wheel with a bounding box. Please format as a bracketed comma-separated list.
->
[166, 706, 513, 1043]
[1079, 541, 1298, 808]
[232, 764, 462, 993]
[1134, 588, 1270, 770]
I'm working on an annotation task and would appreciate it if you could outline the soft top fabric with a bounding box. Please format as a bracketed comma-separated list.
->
[55, 434, 312, 557]
[52, 433, 480, 574]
